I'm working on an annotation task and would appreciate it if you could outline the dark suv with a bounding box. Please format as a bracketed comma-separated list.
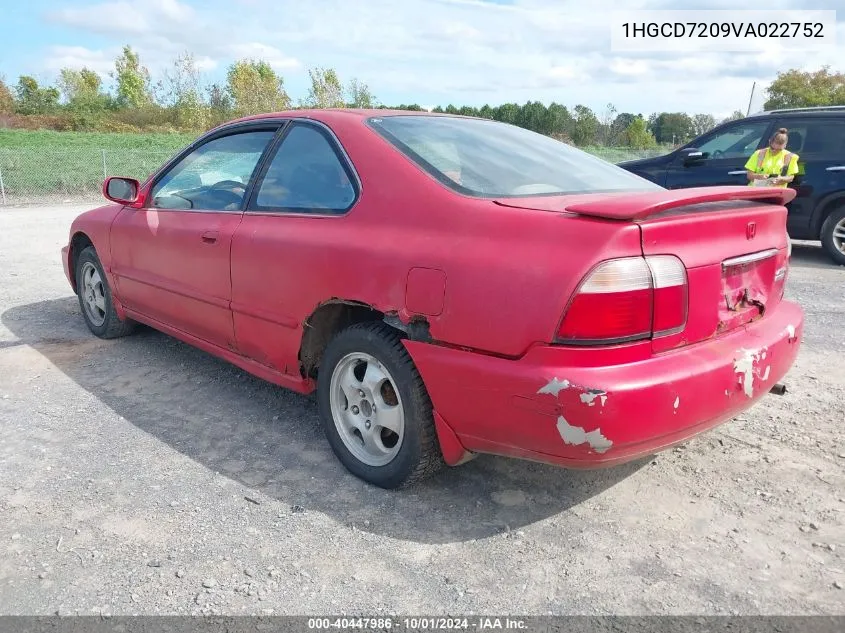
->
[619, 106, 845, 265]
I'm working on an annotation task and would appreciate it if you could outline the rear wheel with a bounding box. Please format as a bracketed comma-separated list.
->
[820, 206, 845, 266]
[316, 322, 445, 489]
[75, 246, 136, 339]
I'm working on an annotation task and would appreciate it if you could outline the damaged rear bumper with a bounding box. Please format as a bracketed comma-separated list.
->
[405, 299, 803, 468]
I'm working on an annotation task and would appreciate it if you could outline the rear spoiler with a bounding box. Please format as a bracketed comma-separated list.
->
[564, 186, 796, 221]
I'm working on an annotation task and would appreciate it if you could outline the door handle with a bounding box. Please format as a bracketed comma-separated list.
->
[728, 170, 747, 175]
[201, 230, 219, 244]
[826, 166, 845, 172]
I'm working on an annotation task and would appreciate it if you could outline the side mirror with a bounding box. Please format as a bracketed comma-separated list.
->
[680, 148, 707, 165]
[103, 176, 140, 204]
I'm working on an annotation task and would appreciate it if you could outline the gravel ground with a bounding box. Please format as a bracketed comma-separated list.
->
[0, 204, 843, 617]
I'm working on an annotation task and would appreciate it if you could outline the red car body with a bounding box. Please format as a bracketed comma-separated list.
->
[61, 109, 804, 483]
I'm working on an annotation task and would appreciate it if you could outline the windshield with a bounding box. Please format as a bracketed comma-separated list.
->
[367, 114, 663, 198]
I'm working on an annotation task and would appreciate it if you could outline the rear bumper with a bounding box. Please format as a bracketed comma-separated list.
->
[406, 300, 804, 468]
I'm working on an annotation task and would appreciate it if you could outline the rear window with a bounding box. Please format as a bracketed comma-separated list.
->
[366, 114, 663, 198]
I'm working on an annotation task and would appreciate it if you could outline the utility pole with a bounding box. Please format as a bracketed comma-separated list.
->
[746, 81, 756, 116]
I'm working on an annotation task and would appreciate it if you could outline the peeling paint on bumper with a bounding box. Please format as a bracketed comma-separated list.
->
[406, 299, 804, 470]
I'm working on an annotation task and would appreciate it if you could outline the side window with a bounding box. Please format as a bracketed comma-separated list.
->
[251, 123, 357, 214]
[772, 120, 809, 155]
[696, 121, 770, 160]
[794, 119, 845, 156]
[150, 130, 276, 211]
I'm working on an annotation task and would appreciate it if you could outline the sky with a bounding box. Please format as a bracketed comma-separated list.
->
[0, 0, 841, 119]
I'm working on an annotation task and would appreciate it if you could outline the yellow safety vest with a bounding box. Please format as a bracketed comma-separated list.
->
[745, 148, 799, 187]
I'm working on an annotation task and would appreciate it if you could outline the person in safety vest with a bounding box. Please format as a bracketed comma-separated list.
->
[745, 127, 799, 188]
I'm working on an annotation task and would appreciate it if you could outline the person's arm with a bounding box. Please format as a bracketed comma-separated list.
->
[773, 154, 799, 185]
[744, 151, 764, 181]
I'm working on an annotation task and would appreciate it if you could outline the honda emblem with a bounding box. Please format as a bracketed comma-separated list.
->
[746, 222, 757, 239]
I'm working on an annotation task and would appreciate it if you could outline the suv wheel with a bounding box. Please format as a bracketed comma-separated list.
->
[821, 206, 845, 266]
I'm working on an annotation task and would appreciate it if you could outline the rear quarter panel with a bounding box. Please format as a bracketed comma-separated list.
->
[231, 114, 648, 362]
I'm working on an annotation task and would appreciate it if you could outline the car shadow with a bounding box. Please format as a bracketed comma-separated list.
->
[2, 297, 646, 545]
[789, 240, 844, 270]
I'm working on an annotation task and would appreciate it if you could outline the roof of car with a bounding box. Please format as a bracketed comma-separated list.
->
[232, 108, 466, 124]
[747, 105, 845, 118]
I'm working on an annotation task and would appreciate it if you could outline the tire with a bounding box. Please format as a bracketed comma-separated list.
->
[316, 322, 445, 489]
[820, 206, 845, 266]
[74, 246, 136, 339]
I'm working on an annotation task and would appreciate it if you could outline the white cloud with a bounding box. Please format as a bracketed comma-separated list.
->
[46, 0, 195, 37]
[609, 58, 651, 77]
[43, 46, 116, 75]
[225, 43, 301, 71]
[36, 0, 845, 115]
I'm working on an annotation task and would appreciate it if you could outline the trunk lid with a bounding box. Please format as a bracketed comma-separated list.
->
[636, 197, 790, 352]
[494, 186, 794, 352]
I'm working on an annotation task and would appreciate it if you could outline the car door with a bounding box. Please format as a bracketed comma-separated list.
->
[110, 124, 280, 349]
[766, 116, 845, 239]
[663, 118, 774, 190]
[230, 120, 360, 375]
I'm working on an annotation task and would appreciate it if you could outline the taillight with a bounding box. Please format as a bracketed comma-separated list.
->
[556, 256, 688, 345]
[648, 255, 688, 336]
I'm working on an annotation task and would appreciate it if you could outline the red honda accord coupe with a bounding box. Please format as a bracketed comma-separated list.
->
[61, 109, 804, 489]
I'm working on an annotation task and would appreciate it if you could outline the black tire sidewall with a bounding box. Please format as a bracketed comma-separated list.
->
[821, 208, 845, 266]
[317, 325, 431, 489]
[75, 247, 117, 337]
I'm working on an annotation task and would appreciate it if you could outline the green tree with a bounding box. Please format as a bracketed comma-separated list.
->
[609, 112, 636, 145]
[478, 104, 494, 119]
[56, 67, 112, 129]
[206, 82, 232, 123]
[517, 100, 547, 133]
[597, 102, 618, 145]
[545, 102, 574, 139]
[57, 67, 102, 103]
[303, 67, 345, 108]
[622, 116, 657, 149]
[14, 76, 60, 115]
[691, 113, 717, 136]
[649, 112, 694, 144]
[721, 110, 745, 123]
[112, 45, 152, 108]
[0, 76, 14, 115]
[493, 102, 520, 125]
[163, 51, 206, 129]
[226, 59, 291, 116]
[346, 77, 377, 108]
[764, 66, 845, 110]
[571, 104, 599, 146]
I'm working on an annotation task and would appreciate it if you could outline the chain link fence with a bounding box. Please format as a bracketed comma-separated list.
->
[0, 146, 670, 207]
[0, 149, 178, 206]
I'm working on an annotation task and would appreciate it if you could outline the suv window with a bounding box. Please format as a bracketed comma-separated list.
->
[251, 123, 357, 214]
[785, 119, 845, 156]
[151, 130, 276, 211]
[695, 120, 770, 160]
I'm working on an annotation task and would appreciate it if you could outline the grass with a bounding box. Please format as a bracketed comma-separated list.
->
[0, 129, 196, 151]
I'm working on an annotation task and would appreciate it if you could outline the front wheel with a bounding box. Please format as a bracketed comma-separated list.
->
[820, 207, 845, 266]
[74, 246, 136, 339]
[316, 322, 445, 489]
